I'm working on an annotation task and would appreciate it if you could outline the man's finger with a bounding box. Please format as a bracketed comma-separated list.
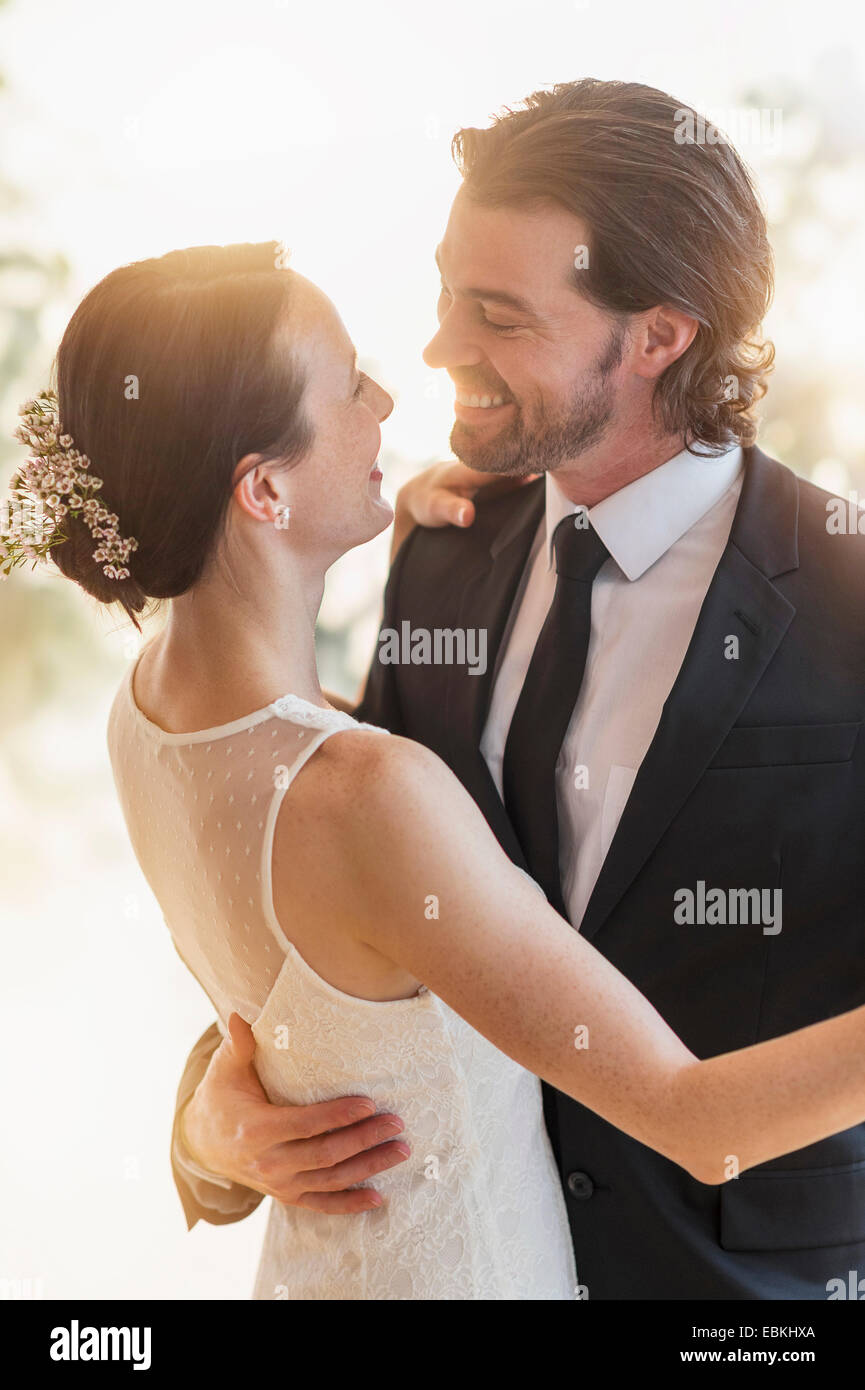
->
[256, 1134, 410, 1197]
[279, 1112, 407, 1169]
[293, 1139, 411, 1193]
[224, 1011, 257, 1066]
[294, 1188, 385, 1215]
[260, 1102, 400, 1151]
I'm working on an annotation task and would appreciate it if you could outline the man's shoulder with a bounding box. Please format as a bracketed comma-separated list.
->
[747, 451, 865, 663]
[789, 463, 865, 582]
[742, 445, 865, 578]
[400, 476, 545, 575]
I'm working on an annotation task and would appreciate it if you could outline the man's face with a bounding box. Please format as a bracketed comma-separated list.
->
[424, 190, 628, 476]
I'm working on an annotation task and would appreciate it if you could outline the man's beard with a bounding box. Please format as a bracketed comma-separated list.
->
[450, 323, 625, 477]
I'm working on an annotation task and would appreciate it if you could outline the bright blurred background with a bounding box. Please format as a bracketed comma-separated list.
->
[1, 0, 864, 1300]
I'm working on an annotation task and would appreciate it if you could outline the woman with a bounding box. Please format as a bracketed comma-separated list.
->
[9, 241, 865, 1300]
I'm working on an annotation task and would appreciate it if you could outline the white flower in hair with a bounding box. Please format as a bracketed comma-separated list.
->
[1, 388, 139, 583]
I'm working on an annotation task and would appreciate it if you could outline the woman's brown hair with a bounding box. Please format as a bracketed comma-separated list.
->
[52, 241, 312, 629]
[453, 80, 775, 453]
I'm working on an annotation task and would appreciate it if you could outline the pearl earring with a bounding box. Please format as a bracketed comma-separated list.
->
[274, 505, 291, 531]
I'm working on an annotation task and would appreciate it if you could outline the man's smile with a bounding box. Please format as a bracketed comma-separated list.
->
[453, 395, 517, 422]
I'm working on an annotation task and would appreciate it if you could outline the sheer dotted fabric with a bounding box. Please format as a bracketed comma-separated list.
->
[107, 663, 577, 1300]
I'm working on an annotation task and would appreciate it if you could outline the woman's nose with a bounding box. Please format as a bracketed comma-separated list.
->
[376, 383, 395, 422]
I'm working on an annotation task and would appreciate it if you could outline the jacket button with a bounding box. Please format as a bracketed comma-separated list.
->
[567, 1170, 595, 1200]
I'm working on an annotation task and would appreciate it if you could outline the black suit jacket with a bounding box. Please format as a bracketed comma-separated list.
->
[353, 445, 865, 1299]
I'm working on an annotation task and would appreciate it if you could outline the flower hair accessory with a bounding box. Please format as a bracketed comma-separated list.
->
[1, 389, 138, 582]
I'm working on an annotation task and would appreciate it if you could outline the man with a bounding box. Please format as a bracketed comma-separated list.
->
[173, 79, 865, 1298]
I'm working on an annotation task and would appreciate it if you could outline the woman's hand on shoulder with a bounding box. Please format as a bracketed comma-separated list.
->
[391, 460, 538, 559]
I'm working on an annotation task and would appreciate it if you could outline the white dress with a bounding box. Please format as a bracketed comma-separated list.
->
[107, 660, 578, 1300]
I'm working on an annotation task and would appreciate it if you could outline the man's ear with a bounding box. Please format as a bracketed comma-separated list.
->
[630, 305, 699, 381]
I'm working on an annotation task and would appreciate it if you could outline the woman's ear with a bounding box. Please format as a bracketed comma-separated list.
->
[232, 454, 280, 523]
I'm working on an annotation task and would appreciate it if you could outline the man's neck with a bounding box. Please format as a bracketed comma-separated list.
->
[548, 427, 690, 508]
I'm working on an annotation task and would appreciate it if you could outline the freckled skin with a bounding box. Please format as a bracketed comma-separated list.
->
[275, 722, 865, 1187]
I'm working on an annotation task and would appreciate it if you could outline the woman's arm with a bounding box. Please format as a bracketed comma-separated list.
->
[297, 731, 865, 1187]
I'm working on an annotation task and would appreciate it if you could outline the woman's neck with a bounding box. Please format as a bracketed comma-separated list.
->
[137, 554, 330, 731]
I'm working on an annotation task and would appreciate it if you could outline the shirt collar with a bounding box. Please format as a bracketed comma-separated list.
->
[544, 443, 744, 581]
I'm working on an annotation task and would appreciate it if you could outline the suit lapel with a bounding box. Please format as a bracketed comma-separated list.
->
[579, 447, 800, 944]
[444, 481, 546, 869]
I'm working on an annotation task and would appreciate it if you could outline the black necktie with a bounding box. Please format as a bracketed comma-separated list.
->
[502, 513, 609, 918]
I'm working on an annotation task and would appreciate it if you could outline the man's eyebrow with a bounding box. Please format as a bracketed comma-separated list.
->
[435, 244, 536, 316]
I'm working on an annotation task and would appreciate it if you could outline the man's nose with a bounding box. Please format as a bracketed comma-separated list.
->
[423, 316, 484, 371]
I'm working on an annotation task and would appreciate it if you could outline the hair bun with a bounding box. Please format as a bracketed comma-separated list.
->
[51, 508, 147, 614]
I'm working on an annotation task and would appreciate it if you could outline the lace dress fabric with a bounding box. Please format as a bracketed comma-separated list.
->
[107, 663, 577, 1300]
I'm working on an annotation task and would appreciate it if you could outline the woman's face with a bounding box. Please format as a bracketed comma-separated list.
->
[271, 275, 394, 561]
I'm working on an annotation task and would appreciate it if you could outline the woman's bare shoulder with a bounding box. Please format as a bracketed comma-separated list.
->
[275, 726, 474, 879]
[290, 728, 454, 825]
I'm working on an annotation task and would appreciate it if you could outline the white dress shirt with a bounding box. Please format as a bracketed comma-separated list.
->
[480, 444, 744, 929]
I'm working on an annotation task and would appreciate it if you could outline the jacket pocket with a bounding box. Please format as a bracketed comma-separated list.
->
[720, 1158, 865, 1251]
[708, 722, 860, 770]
